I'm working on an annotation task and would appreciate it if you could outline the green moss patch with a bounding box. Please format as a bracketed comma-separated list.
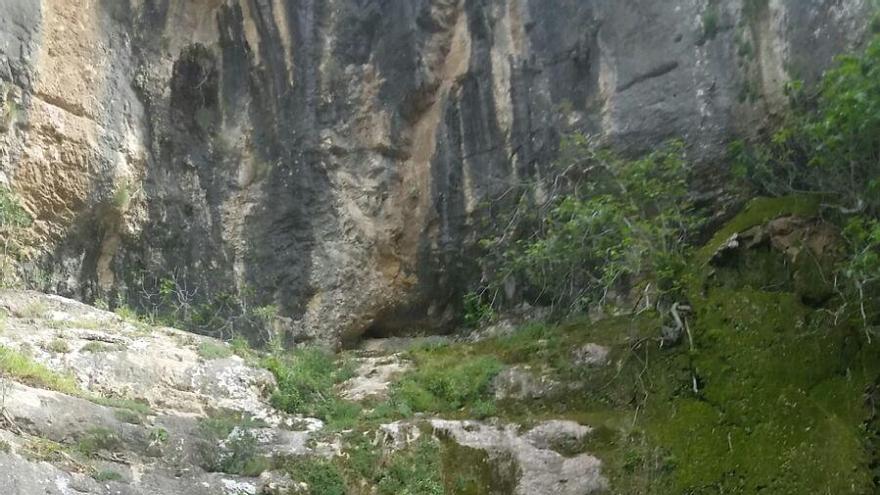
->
[698, 195, 821, 264]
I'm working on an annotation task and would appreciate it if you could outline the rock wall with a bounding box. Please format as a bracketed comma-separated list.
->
[0, 0, 871, 344]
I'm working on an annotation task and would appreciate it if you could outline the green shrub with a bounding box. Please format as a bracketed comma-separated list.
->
[391, 348, 503, 417]
[480, 138, 699, 315]
[702, 8, 720, 40]
[76, 427, 122, 458]
[198, 412, 271, 476]
[375, 438, 444, 495]
[0, 187, 30, 230]
[93, 469, 124, 482]
[262, 348, 357, 427]
[462, 291, 495, 328]
[282, 459, 347, 495]
[149, 427, 169, 446]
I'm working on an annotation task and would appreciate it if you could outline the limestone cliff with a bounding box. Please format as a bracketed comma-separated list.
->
[0, 0, 871, 344]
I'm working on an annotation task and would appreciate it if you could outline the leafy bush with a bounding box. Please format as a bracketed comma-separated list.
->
[480, 137, 699, 315]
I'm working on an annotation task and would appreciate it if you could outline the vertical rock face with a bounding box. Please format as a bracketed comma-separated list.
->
[0, 0, 871, 344]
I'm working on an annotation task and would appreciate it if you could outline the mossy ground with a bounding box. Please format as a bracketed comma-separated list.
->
[348, 195, 878, 494]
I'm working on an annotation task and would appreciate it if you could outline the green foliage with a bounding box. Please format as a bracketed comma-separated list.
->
[0, 187, 30, 230]
[18, 301, 48, 319]
[702, 7, 720, 41]
[112, 182, 132, 212]
[149, 427, 169, 446]
[0, 346, 79, 394]
[91, 396, 152, 416]
[76, 428, 122, 458]
[481, 138, 700, 314]
[93, 469, 124, 482]
[281, 459, 347, 495]
[197, 341, 233, 360]
[262, 348, 359, 428]
[80, 341, 117, 353]
[731, 36, 880, 215]
[391, 348, 502, 417]
[43, 338, 70, 354]
[375, 438, 444, 495]
[22, 437, 67, 463]
[113, 408, 143, 425]
[462, 291, 495, 327]
[198, 412, 271, 476]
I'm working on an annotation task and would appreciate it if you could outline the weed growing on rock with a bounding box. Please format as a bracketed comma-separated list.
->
[92, 469, 123, 482]
[262, 348, 359, 428]
[43, 338, 70, 354]
[278, 458, 347, 495]
[198, 411, 271, 476]
[390, 348, 502, 418]
[80, 341, 118, 353]
[0, 346, 79, 394]
[18, 301, 48, 319]
[76, 428, 122, 458]
[197, 340, 233, 360]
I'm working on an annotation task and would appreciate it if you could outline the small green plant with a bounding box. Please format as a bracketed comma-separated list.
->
[93, 469, 124, 482]
[197, 341, 233, 360]
[80, 341, 117, 353]
[0, 187, 31, 230]
[198, 411, 271, 476]
[230, 335, 257, 361]
[44, 338, 70, 354]
[112, 182, 133, 212]
[114, 409, 143, 425]
[0, 346, 79, 394]
[149, 427, 169, 446]
[462, 291, 495, 327]
[18, 301, 48, 319]
[114, 305, 141, 323]
[91, 396, 152, 416]
[280, 458, 347, 495]
[262, 348, 358, 428]
[76, 427, 122, 458]
[0, 439, 10, 453]
[375, 438, 444, 495]
[22, 437, 67, 462]
[391, 348, 503, 417]
[702, 7, 720, 40]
